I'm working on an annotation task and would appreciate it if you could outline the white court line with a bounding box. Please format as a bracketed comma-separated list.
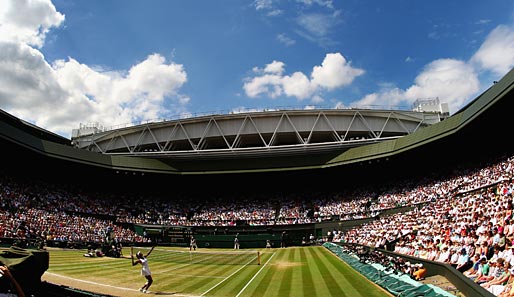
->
[235, 252, 276, 297]
[44, 272, 139, 293]
[200, 255, 258, 296]
[45, 272, 203, 297]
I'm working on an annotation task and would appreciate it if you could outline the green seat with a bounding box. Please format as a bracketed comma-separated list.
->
[397, 284, 434, 297]
[375, 275, 398, 286]
[386, 283, 417, 296]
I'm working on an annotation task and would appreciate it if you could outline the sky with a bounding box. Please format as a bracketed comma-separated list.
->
[1, 0, 514, 139]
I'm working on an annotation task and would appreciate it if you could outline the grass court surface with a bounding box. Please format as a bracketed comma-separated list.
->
[43, 245, 391, 297]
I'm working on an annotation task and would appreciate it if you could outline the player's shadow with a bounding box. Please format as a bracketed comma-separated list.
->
[151, 292, 176, 295]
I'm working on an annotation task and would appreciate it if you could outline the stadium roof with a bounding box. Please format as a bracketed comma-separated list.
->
[0, 67, 513, 179]
[70, 108, 446, 162]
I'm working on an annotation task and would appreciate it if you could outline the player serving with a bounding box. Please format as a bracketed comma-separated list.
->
[131, 245, 155, 293]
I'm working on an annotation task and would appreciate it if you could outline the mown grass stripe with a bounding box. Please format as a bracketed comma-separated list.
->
[263, 248, 292, 296]
[322, 247, 391, 297]
[240, 251, 279, 297]
[209, 263, 265, 297]
[313, 246, 364, 296]
[46, 246, 389, 296]
[176, 262, 241, 294]
[235, 251, 275, 297]
[298, 247, 315, 295]
[277, 247, 296, 296]
[309, 246, 347, 296]
[303, 247, 333, 296]
[316, 246, 384, 297]
[200, 259, 255, 296]
[289, 248, 305, 297]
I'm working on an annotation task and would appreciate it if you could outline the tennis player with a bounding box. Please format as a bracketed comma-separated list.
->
[234, 234, 240, 249]
[131, 245, 155, 293]
[190, 236, 197, 251]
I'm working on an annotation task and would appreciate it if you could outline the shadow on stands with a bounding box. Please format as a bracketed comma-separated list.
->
[324, 242, 495, 297]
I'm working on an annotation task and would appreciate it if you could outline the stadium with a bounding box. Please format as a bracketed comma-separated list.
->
[0, 65, 513, 297]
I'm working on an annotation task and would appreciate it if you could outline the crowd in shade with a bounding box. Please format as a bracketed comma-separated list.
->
[339, 154, 514, 296]
[0, 152, 513, 261]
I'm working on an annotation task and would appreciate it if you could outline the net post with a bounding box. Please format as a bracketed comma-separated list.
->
[258, 251, 261, 265]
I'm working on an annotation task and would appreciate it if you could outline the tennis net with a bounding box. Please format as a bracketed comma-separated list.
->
[132, 246, 260, 265]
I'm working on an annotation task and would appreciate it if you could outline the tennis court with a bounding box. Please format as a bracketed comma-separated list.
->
[43, 245, 390, 297]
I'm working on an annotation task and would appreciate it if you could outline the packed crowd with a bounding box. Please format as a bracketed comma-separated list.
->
[0, 151, 513, 257]
[338, 154, 514, 296]
[0, 175, 147, 245]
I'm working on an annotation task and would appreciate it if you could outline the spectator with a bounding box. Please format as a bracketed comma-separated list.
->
[412, 263, 427, 281]
[456, 248, 473, 272]
[482, 261, 512, 292]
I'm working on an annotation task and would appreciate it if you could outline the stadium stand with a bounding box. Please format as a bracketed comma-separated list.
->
[0, 66, 513, 295]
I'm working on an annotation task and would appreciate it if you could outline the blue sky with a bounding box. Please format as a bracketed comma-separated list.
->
[1, 0, 514, 138]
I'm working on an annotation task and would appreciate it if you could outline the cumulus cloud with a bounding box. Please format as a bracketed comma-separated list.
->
[311, 53, 364, 90]
[405, 59, 479, 111]
[0, 0, 64, 48]
[243, 52, 364, 102]
[282, 72, 313, 99]
[470, 25, 514, 77]
[263, 60, 285, 75]
[243, 74, 284, 98]
[0, 42, 66, 111]
[0, 0, 189, 138]
[349, 59, 479, 113]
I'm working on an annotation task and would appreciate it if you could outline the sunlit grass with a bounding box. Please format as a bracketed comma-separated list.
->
[45, 245, 390, 297]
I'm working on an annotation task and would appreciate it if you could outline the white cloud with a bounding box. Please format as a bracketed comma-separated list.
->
[349, 59, 479, 114]
[125, 54, 187, 100]
[349, 88, 405, 110]
[348, 23, 514, 115]
[0, 0, 65, 48]
[282, 72, 313, 100]
[244, 52, 364, 102]
[263, 60, 285, 74]
[0, 41, 189, 136]
[470, 25, 514, 77]
[243, 74, 283, 98]
[311, 53, 364, 90]
[405, 59, 479, 113]
[53, 53, 188, 133]
[0, 42, 93, 133]
[0, 0, 190, 138]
